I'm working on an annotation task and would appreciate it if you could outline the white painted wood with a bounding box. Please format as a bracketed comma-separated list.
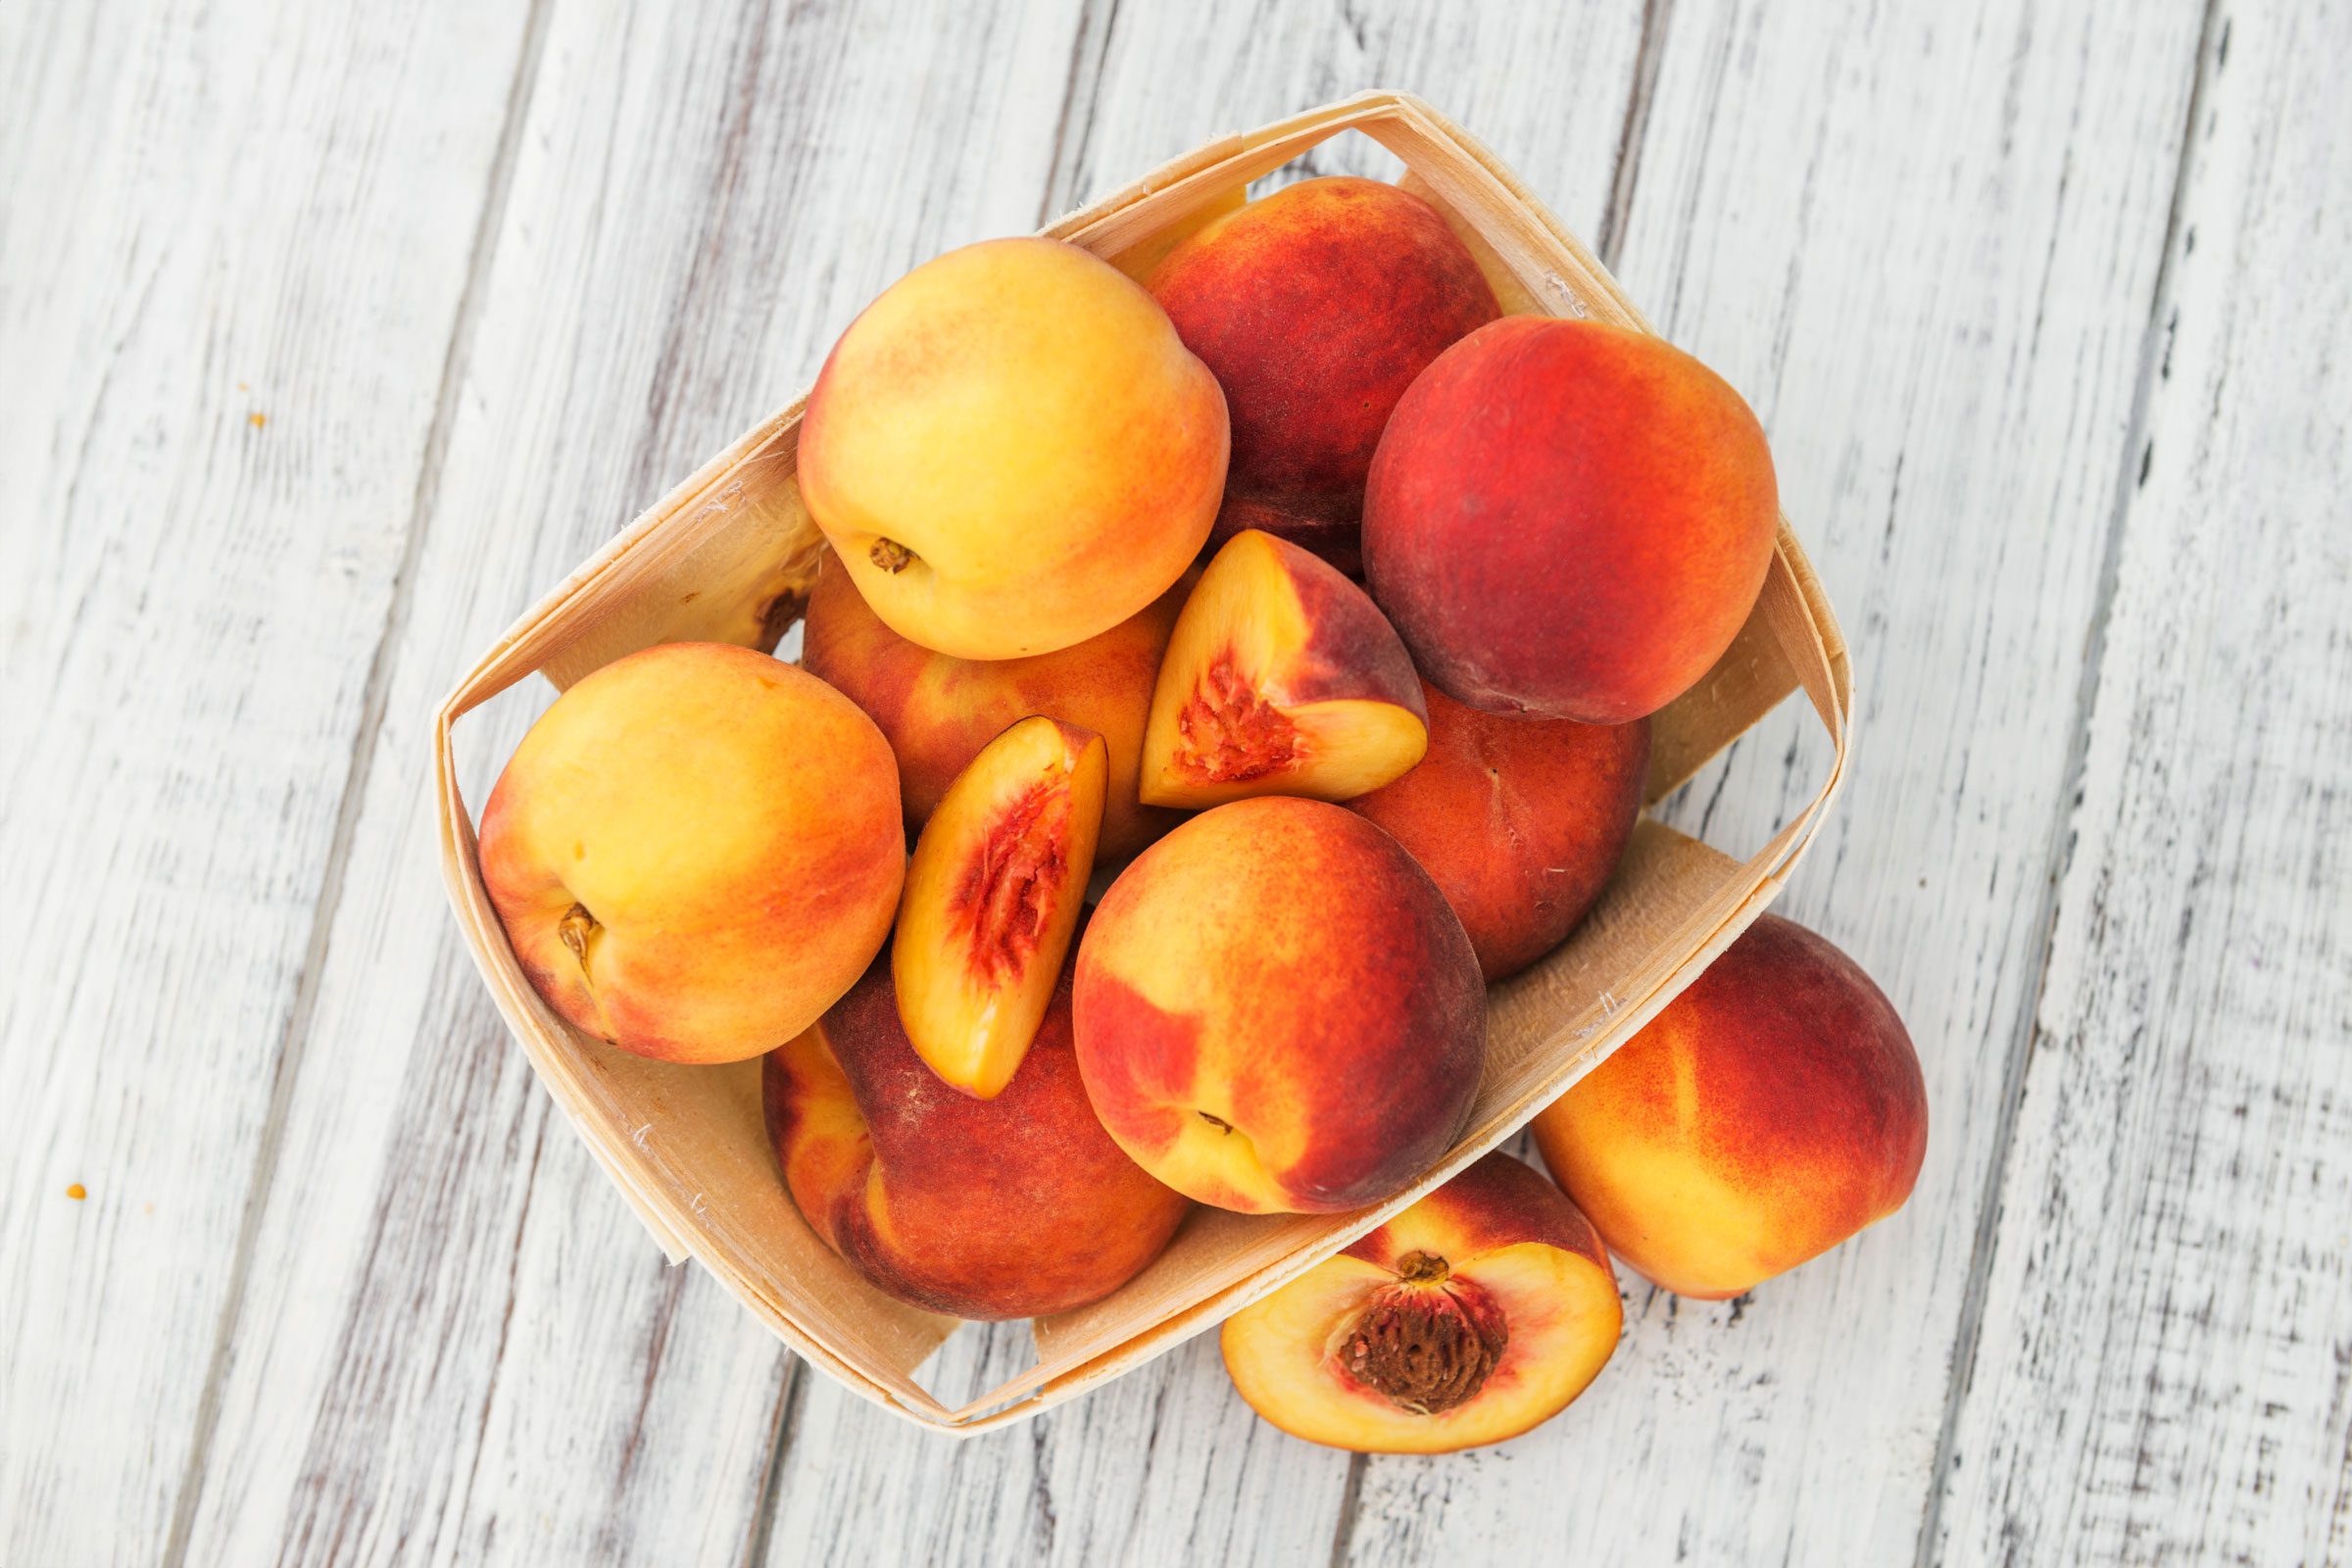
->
[11, 3, 2346, 1564]
[168, 2, 1096, 1564]
[1344, 3, 2214, 1564]
[0, 3, 532, 1563]
[751, 8, 1656, 1564]
[1934, 7, 2352, 1561]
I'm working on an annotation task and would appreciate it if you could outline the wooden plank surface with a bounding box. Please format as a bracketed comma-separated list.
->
[163, 3, 1098, 1565]
[0, 4, 533, 1563]
[4, 1, 2344, 1563]
[1346, 3, 2213, 1561]
[1933, 7, 2352, 1561]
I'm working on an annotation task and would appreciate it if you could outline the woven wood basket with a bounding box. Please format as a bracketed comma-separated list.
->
[435, 91, 1853, 1434]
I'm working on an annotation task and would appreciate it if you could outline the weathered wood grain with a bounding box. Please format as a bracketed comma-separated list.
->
[1933, 7, 2352, 1560]
[9, 3, 2336, 1564]
[1343, 3, 2213, 1564]
[167, 2, 1098, 1564]
[0, 3, 532, 1563]
[749, 8, 1653, 1564]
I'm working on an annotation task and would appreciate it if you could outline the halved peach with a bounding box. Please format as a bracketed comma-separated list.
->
[1140, 529, 1427, 808]
[1220, 1153, 1622, 1453]
[893, 716, 1106, 1099]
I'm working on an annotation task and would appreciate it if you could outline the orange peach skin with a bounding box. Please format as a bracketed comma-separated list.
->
[1363, 317, 1780, 723]
[479, 643, 903, 1063]
[1222, 1152, 1621, 1452]
[1074, 797, 1485, 1213]
[1151, 177, 1498, 575]
[801, 557, 1184, 860]
[1348, 681, 1649, 981]
[1531, 913, 1928, 1298]
[800, 237, 1226, 661]
[764, 950, 1189, 1319]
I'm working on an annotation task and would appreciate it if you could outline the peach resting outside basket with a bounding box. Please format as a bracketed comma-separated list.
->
[434, 91, 1853, 1434]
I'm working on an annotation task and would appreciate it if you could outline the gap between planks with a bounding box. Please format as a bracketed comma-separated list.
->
[1907, 5, 2224, 1564]
[155, 4, 560, 1563]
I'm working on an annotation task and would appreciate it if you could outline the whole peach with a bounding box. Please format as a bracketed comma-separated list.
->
[479, 643, 903, 1063]
[1530, 913, 1927, 1297]
[1348, 681, 1649, 981]
[1363, 317, 1779, 722]
[800, 237, 1226, 660]
[800, 556, 1184, 860]
[1074, 796, 1485, 1213]
[1151, 177, 1498, 575]
[764, 949, 1189, 1319]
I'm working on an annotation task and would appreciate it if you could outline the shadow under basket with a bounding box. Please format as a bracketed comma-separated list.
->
[434, 91, 1854, 1435]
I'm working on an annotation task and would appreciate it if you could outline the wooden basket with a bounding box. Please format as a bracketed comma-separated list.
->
[434, 91, 1852, 1434]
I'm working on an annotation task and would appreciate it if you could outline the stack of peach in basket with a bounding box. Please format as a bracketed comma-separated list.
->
[473, 172, 1927, 1453]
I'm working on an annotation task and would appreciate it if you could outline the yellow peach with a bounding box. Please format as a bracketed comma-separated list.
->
[478, 643, 903, 1063]
[799, 237, 1227, 660]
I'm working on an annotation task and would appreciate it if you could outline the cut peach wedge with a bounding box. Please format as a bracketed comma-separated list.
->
[893, 715, 1107, 1099]
[1220, 1153, 1623, 1453]
[1140, 529, 1428, 808]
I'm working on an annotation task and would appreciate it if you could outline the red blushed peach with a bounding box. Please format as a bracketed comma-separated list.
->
[1151, 177, 1499, 574]
[479, 643, 903, 1063]
[1363, 316, 1781, 723]
[1074, 797, 1484, 1213]
[764, 949, 1189, 1320]
[1348, 681, 1649, 982]
[1221, 1152, 1621, 1452]
[801, 556, 1184, 861]
[893, 716, 1105, 1100]
[1140, 529, 1427, 809]
[800, 237, 1226, 660]
[1530, 913, 1928, 1298]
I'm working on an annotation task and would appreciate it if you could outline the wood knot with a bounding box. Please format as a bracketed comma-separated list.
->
[1341, 1276, 1506, 1415]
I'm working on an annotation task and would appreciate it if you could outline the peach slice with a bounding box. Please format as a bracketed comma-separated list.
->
[1140, 529, 1427, 808]
[1220, 1153, 1622, 1453]
[893, 716, 1107, 1099]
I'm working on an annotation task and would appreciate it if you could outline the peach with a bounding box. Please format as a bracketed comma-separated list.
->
[764, 947, 1189, 1319]
[1139, 529, 1428, 809]
[478, 643, 903, 1063]
[799, 236, 1227, 660]
[1150, 176, 1499, 575]
[893, 716, 1105, 1100]
[1348, 682, 1649, 981]
[1074, 796, 1484, 1213]
[1530, 913, 1928, 1298]
[799, 556, 1184, 860]
[1221, 1153, 1621, 1452]
[1362, 316, 1781, 723]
